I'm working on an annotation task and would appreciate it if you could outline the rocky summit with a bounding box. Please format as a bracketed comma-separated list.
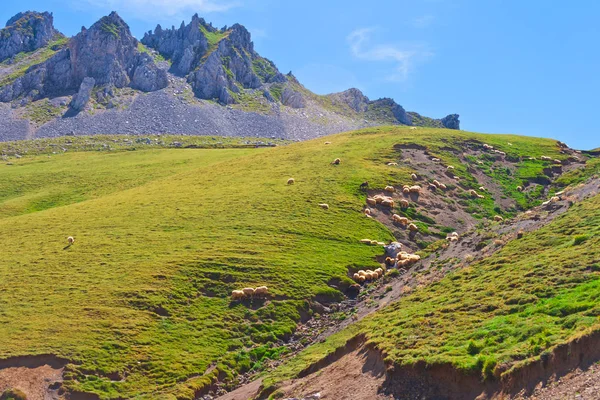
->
[0, 11, 460, 141]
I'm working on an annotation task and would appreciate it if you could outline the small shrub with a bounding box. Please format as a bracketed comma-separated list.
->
[1, 388, 27, 400]
[573, 234, 590, 246]
[388, 269, 400, 278]
[467, 340, 481, 355]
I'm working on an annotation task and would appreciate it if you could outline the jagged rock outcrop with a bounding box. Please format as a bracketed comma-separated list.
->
[328, 88, 370, 112]
[69, 13, 167, 90]
[0, 12, 167, 105]
[370, 98, 412, 125]
[0, 11, 59, 62]
[70, 77, 95, 111]
[143, 17, 286, 104]
[441, 114, 460, 130]
[141, 14, 210, 75]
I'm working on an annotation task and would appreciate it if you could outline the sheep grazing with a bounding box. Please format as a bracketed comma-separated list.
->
[494, 215, 504, 222]
[433, 180, 441, 187]
[517, 230, 524, 239]
[358, 276, 366, 283]
[479, 186, 486, 191]
[403, 188, 411, 194]
[411, 173, 418, 181]
[325, 141, 332, 145]
[255, 286, 269, 298]
[353, 273, 361, 282]
[364, 208, 372, 216]
[438, 183, 447, 190]
[287, 178, 295, 185]
[400, 199, 410, 208]
[373, 194, 386, 204]
[331, 158, 341, 165]
[387, 162, 398, 166]
[446, 232, 459, 242]
[428, 183, 438, 191]
[231, 290, 245, 300]
[381, 199, 395, 208]
[517, 186, 524, 192]
[360, 181, 369, 190]
[242, 287, 256, 297]
[385, 185, 395, 193]
[553, 159, 562, 165]
[431, 158, 441, 162]
[366, 197, 377, 206]
[540, 156, 552, 161]
[483, 144, 494, 150]
[408, 223, 418, 232]
[410, 127, 417, 130]
[392, 214, 409, 225]
[409, 185, 421, 193]
[67, 236, 75, 245]
[477, 194, 485, 199]
[550, 196, 560, 203]
[446, 166, 455, 172]
[385, 257, 395, 266]
[319, 203, 330, 210]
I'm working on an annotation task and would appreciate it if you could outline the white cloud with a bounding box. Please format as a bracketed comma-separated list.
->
[347, 28, 432, 82]
[77, 0, 240, 19]
[413, 15, 435, 28]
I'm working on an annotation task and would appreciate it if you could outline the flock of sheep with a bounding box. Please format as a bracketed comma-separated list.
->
[231, 286, 269, 301]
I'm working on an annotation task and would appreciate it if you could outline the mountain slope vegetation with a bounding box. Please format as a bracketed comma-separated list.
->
[0, 127, 595, 399]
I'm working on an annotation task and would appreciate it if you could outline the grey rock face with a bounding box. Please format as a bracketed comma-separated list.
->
[328, 88, 369, 112]
[70, 77, 95, 111]
[281, 87, 305, 109]
[0, 12, 167, 104]
[131, 54, 168, 92]
[371, 98, 412, 125]
[144, 17, 287, 104]
[0, 11, 58, 62]
[441, 114, 460, 130]
[141, 14, 209, 75]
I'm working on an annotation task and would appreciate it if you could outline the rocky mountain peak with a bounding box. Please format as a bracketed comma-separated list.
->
[0, 11, 59, 62]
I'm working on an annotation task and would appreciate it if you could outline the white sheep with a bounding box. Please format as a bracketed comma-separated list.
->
[287, 178, 295, 185]
[242, 287, 255, 297]
[411, 173, 418, 181]
[385, 185, 395, 193]
[67, 236, 75, 245]
[319, 203, 330, 210]
[231, 290, 245, 300]
[255, 286, 269, 298]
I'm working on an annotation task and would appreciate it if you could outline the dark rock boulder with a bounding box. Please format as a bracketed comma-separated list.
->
[0, 11, 59, 62]
[70, 77, 95, 111]
[371, 98, 412, 125]
[281, 87, 305, 109]
[441, 114, 460, 130]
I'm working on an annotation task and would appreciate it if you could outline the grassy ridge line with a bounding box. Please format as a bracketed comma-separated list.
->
[264, 187, 600, 392]
[0, 127, 571, 398]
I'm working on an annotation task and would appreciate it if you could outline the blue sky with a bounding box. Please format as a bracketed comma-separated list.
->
[2, 0, 599, 149]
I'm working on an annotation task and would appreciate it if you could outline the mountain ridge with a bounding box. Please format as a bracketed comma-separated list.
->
[0, 11, 460, 141]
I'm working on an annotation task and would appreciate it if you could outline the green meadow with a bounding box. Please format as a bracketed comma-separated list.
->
[0, 127, 577, 398]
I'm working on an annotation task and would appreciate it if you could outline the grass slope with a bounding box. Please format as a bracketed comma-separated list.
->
[266, 175, 600, 392]
[0, 127, 573, 398]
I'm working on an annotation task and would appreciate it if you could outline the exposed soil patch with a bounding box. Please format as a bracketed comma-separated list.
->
[515, 363, 600, 399]
[0, 355, 66, 400]
[278, 342, 390, 400]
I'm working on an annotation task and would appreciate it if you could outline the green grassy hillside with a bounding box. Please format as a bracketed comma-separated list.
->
[0, 128, 579, 399]
[265, 163, 600, 394]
